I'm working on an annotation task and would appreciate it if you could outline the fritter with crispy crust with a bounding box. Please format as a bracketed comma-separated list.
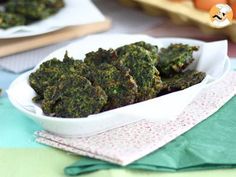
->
[133, 41, 159, 65]
[84, 48, 118, 66]
[117, 45, 162, 102]
[0, 12, 25, 29]
[62, 52, 95, 81]
[117, 41, 159, 65]
[42, 74, 108, 118]
[157, 44, 199, 77]
[93, 63, 138, 110]
[85, 45, 162, 102]
[159, 70, 206, 96]
[29, 52, 94, 102]
[29, 58, 63, 101]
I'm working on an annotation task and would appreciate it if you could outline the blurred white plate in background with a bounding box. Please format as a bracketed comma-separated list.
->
[0, 0, 106, 38]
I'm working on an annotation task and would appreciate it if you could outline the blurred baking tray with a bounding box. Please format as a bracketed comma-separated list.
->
[119, 0, 236, 42]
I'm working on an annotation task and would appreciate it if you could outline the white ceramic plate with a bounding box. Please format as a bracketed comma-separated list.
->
[0, 0, 105, 39]
[7, 34, 231, 137]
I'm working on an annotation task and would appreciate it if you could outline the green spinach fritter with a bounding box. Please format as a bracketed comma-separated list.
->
[159, 70, 206, 96]
[29, 58, 63, 101]
[0, 12, 25, 29]
[85, 44, 162, 102]
[62, 52, 94, 81]
[157, 43, 199, 77]
[93, 63, 138, 110]
[116, 45, 162, 101]
[29, 52, 94, 102]
[42, 74, 108, 118]
[117, 41, 159, 65]
[84, 48, 118, 66]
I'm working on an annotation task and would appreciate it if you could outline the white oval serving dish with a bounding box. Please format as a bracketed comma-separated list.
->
[7, 34, 230, 137]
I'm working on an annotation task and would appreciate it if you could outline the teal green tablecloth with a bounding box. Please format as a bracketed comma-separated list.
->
[65, 96, 236, 175]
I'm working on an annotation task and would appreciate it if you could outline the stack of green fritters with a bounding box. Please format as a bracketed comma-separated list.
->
[29, 42, 206, 118]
